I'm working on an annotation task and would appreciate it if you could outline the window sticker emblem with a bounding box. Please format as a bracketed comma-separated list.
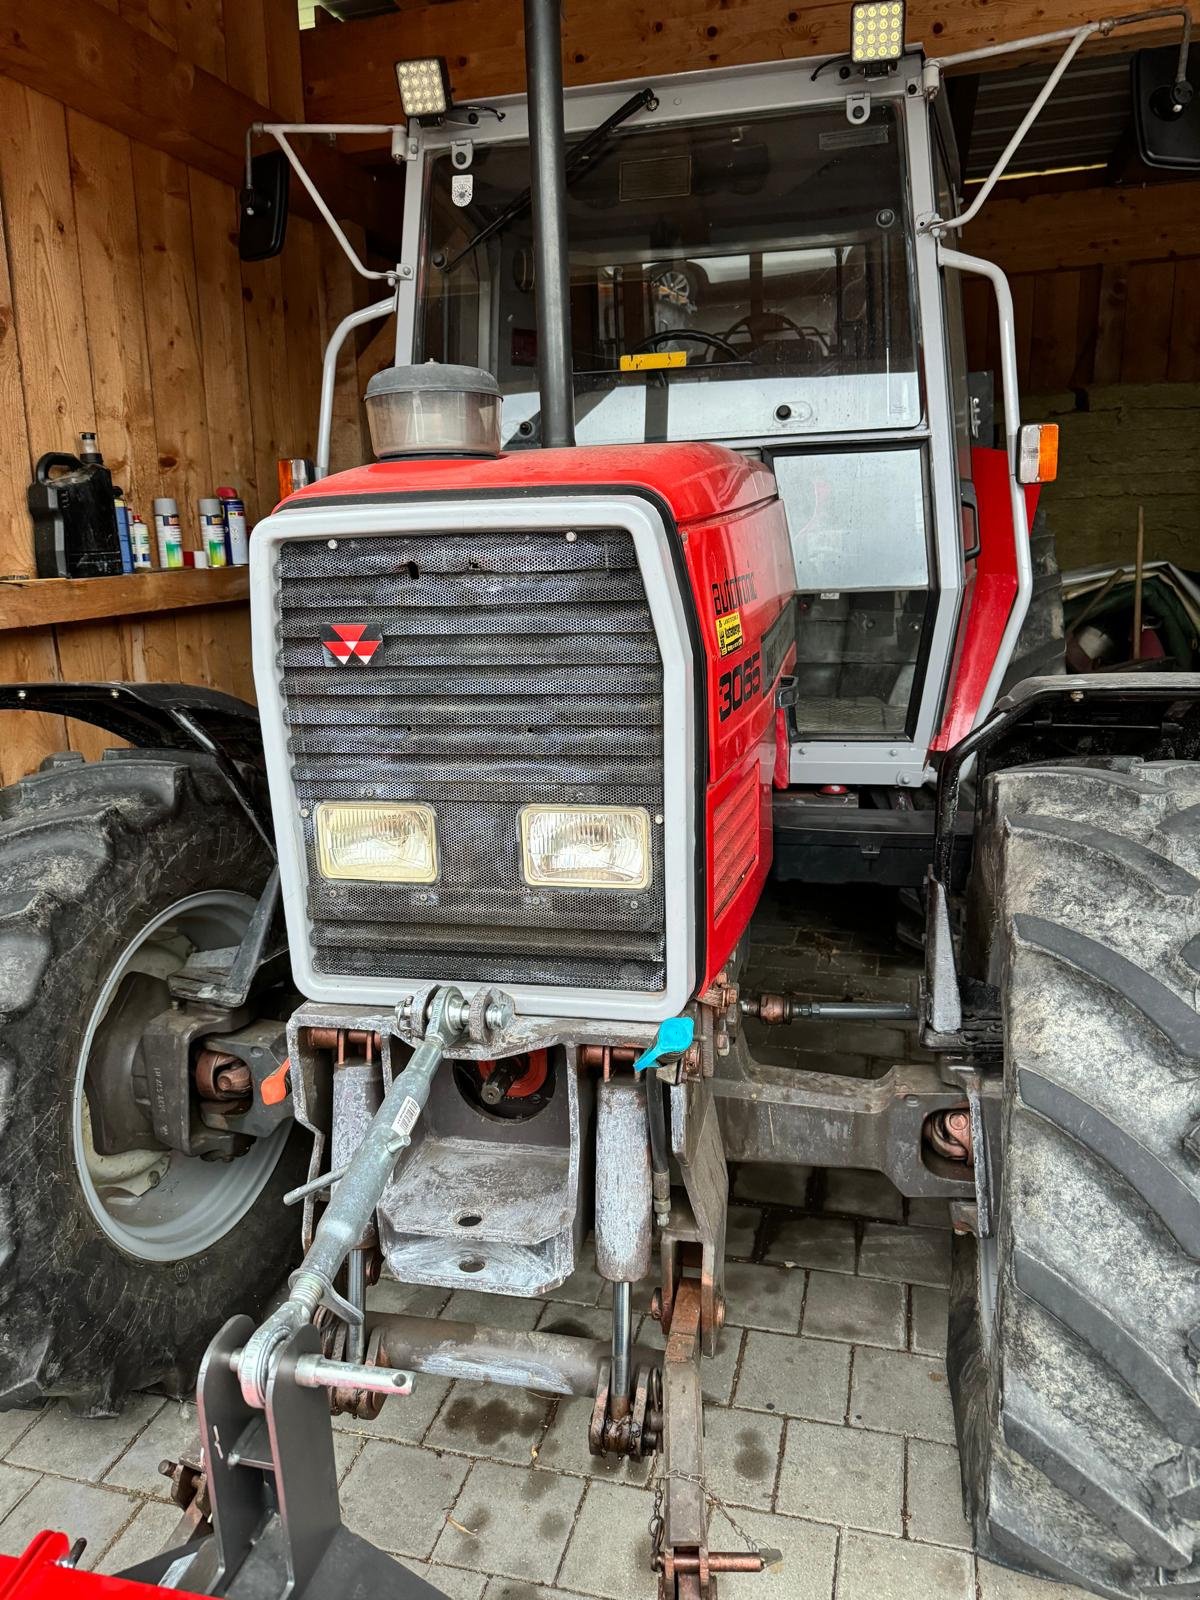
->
[321, 623, 382, 665]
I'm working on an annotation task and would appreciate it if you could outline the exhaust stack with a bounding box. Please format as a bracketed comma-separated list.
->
[524, 0, 576, 447]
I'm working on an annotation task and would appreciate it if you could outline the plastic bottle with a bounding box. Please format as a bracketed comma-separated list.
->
[217, 486, 249, 566]
[112, 489, 134, 574]
[199, 498, 227, 567]
[153, 498, 184, 569]
[130, 518, 152, 571]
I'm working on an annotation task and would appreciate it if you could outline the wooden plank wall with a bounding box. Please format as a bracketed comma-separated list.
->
[962, 255, 1200, 393]
[0, 0, 370, 784]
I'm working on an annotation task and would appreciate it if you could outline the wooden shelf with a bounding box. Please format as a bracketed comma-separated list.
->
[0, 567, 250, 632]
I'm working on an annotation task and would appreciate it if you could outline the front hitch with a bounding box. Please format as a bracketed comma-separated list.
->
[237, 984, 508, 1408]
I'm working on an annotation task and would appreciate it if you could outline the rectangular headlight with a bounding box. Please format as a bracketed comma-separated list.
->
[520, 805, 652, 890]
[851, 1, 906, 65]
[315, 801, 438, 883]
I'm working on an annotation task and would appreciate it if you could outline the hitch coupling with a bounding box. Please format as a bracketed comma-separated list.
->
[238, 984, 512, 1408]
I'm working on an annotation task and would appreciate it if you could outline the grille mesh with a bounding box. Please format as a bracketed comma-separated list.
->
[275, 528, 667, 992]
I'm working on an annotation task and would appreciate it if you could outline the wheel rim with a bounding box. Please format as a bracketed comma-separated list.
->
[73, 891, 289, 1263]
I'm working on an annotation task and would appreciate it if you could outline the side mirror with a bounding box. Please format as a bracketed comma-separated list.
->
[1133, 44, 1200, 170]
[239, 150, 290, 262]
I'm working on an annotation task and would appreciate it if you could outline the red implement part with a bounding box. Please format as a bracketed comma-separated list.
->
[477, 1050, 549, 1099]
[0, 1533, 191, 1598]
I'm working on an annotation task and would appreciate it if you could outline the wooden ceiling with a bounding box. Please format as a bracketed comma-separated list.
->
[301, 0, 1199, 124]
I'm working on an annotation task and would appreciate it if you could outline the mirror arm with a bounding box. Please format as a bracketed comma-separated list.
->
[924, 4, 1194, 236]
[923, 23, 1101, 234]
[245, 121, 408, 286]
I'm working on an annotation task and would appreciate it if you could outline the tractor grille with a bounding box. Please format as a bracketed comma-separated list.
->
[274, 527, 666, 992]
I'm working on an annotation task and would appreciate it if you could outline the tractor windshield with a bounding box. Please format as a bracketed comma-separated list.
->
[420, 102, 919, 447]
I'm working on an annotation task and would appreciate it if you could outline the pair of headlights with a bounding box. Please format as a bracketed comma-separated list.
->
[314, 801, 654, 891]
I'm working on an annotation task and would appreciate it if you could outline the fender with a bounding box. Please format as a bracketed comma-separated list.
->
[0, 681, 272, 847]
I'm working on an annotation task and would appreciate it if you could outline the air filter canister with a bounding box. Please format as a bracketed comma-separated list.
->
[364, 362, 502, 459]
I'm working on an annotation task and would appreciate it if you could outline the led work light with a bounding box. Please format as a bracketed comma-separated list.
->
[315, 801, 439, 883]
[850, 2, 906, 68]
[520, 806, 653, 890]
[395, 57, 451, 120]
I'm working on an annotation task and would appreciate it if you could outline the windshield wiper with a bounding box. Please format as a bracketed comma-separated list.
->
[439, 87, 658, 275]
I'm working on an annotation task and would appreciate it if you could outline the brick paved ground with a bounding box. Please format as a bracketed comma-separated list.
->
[0, 887, 1091, 1600]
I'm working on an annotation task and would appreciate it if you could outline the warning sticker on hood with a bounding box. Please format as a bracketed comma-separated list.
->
[716, 610, 743, 657]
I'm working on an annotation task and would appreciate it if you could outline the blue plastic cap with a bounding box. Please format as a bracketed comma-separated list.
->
[632, 1015, 696, 1073]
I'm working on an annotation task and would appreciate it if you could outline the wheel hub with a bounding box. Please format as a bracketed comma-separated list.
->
[73, 891, 289, 1263]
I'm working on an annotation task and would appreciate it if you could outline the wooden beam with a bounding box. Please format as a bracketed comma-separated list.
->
[965, 182, 1200, 275]
[0, 0, 404, 256]
[0, 568, 249, 632]
[301, 0, 1198, 124]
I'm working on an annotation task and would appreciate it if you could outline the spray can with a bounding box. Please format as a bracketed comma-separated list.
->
[112, 488, 134, 574]
[199, 497, 227, 567]
[153, 498, 183, 569]
[130, 517, 152, 571]
[217, 486, 249, 565]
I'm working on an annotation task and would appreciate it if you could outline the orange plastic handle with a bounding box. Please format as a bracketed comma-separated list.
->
[261, 1057, 291, 1107]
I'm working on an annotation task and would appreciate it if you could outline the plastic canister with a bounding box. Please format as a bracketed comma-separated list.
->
[153, 498, 183, 569]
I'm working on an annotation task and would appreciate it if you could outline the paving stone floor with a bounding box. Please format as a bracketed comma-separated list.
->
[0, 1193, 1091, 1600]
[0, 887, 1093, 1599]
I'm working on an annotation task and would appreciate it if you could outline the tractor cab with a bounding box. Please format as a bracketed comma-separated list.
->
[404, 55, 981, 789]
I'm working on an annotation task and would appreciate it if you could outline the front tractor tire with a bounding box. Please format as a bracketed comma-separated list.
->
[950, 759, 1200, 1598]
[0, 749, 305, 1414]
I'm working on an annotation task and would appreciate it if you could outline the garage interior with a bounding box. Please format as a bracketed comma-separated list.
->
[0, 1, 1196, 1597]
[0, 3, 1197, 785]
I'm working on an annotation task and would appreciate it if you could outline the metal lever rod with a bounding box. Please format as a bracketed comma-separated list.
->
[284, 1163, 351, 1207]
[611, 1282, 633, 1415]
[229, 1348, 415, 1398]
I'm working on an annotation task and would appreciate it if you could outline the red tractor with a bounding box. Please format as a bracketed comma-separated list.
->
[1, 5, 1198, 1598]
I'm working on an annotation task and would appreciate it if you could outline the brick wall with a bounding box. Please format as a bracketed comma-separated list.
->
[1022, 384, 1200, 572]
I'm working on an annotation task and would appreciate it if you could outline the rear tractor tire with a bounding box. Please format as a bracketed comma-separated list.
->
[0, 749, 305, 1414]
[949, 758, 1200, 1598]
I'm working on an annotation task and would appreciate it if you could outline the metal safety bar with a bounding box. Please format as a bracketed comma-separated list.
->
[316, 295, 397, 479]
[937, 246, 1033, 729]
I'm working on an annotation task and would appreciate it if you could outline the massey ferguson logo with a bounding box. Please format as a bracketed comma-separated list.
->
[321, 623, 382, 665]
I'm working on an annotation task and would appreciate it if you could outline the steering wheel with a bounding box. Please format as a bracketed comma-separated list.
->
[722, 312, 827, 351]
[630, 329, 742, 362]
